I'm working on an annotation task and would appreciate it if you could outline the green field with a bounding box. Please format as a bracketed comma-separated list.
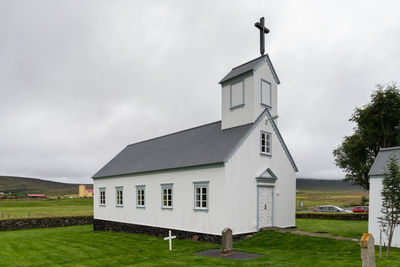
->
[296, 218, 367, 239]
[296, 190, 368, 211]
[0, 224, 399, 266]
[0, 198, 93, 219]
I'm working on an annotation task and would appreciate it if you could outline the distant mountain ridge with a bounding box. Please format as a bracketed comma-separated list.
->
[296, 178, 365, 191]
[0, 176, 363, 196]
[0, 176, 92, 196]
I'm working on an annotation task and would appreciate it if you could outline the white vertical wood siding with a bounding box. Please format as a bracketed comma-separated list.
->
[221, 60, 278, 130]
[231, 81, 244, 107]
[221, 76, 254, 129]
[253, 63, 278, 119]
[224, 115, 296, 234]
[94, 166, 226, 235]
[369, 177, 400, 247]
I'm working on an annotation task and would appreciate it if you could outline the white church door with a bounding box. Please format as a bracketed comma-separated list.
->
[258, 186, 274, 229]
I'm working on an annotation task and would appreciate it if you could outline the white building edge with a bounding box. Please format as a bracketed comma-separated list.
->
[92, 54, 298, 240]
[369, 146, 400, 248]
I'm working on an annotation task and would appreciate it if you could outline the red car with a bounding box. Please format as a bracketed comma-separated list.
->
[353, 206, 369, 213]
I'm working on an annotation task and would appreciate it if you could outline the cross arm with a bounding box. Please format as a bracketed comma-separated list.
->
[255, 22, 270, 34]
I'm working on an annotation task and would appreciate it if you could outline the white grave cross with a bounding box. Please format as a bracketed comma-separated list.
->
[164, 230, 176, 251]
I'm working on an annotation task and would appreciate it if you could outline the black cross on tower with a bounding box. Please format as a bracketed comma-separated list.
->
[254, 17, 270, 56]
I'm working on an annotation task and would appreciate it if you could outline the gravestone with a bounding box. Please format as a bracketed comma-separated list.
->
[220, 228, 234, 256]
[360, 233, 376, 267]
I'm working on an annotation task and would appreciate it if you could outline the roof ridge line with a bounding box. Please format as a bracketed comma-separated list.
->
[380, 146, 400, 151]
[231, 55, 266, 70]
[126, 120, 222, 148]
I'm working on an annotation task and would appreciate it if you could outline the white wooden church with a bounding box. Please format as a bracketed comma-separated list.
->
[93, 18, 298, 240]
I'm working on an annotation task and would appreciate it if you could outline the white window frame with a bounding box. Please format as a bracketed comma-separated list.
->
[136, 185, 145, 208]
[115, 186, 123, 207]
[261, 79, 272, 107]
[99, 187, 106, 206]
[193, 181, 209, 211]
[230, 80, 245, 110]
[161, 183, 173, 209]
[260, 131, 272, 155]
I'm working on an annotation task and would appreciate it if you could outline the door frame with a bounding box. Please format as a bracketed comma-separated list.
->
[256, 184, 275, 231]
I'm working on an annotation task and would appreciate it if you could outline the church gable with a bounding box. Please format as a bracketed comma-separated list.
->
[369, 147, 400, 177]
[224, 107, 298, 172]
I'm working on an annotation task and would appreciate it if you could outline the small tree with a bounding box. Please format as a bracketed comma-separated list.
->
[378, 153, 400, 258]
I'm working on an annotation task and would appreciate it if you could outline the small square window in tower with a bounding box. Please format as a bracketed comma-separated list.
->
[230, 81, 244, 109]
[261, 79, 271, 107]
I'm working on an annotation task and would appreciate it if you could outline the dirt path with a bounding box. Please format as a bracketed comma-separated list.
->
[263, 228, 359, 242]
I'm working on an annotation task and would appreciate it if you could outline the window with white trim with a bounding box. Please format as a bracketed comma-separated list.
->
[230, 80, 244, 109]
[116, 186, 123, 206]
[136, 185, 145, 208]
[161, 184, 173, 208]
[261, 79, 271, 107]
[194, 181, 209, 210]
[99, 187, 106, 206]
[261, 131, 272, 155]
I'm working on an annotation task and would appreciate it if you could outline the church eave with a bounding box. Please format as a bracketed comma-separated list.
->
[219, 70, 254, 86]
[265, 54, 280, 84]
[92, 162, 225, 179]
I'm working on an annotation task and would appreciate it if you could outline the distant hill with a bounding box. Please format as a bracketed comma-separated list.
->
[0, 176, 92, 196]
[0, 176, 363, 196]
[296, 178, 365, 191]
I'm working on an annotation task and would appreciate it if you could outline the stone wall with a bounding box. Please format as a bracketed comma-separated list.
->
[0, 216, 93, 231]
[93, 219, 254, 243]
[296, 212, 368, 221]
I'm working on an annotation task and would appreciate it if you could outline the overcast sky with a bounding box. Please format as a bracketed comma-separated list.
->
[1, 0, 399, 184]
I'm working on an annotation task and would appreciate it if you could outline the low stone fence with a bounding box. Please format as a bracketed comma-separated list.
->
[0, 216, 93, 231]
[296, 212, 368, 221]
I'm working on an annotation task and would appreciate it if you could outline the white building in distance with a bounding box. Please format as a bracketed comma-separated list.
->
[369, 146, 400, 248]
[92, 50, 298, 241]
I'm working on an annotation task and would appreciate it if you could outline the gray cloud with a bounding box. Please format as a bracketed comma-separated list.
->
[1, 0, 399, 183]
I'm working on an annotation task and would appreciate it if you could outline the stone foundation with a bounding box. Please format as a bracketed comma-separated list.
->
[0, 216, 93, 231]
[93, 219, 254, 243]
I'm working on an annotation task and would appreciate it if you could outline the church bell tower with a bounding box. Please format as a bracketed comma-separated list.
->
[219, 17, 280, 130]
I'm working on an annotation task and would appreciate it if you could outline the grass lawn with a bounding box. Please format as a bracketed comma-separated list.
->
[0, 198, 93, 219]
[296, 218, 368, 239]
[0, 225, 399, 266]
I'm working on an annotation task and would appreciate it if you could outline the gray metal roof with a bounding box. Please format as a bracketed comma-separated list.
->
[93, 121, 253, 178]
[369, 146, 400, 176]
[219, 54, 280, 85]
